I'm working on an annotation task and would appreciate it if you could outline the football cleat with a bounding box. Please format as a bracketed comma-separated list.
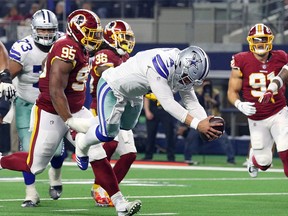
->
[247, 159, 258, 178]
[117, 200, 142, 216]
[21, 197, 40, 208]
[76, 155, 89, 170]
[49, 185, 63, 200]
[91, 184, 114, 207]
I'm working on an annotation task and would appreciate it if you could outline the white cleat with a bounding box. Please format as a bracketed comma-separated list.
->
[247, 159, 258, 178]
[117, 200, 142, 216]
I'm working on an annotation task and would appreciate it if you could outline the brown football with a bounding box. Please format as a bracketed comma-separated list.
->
[200, 116, 225, 141]
[210, 116, 225, 133]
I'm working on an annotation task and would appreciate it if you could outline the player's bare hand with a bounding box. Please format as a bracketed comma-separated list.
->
[197, 116, 222, 141]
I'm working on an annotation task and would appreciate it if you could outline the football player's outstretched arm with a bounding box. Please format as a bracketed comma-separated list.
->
[227, 68, 242, 106]
[227, 67, 256, 116]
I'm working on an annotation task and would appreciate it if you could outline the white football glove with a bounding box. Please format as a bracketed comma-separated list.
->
[1, 83, 16, 101]
[65, 117, 92, 133]
[234, 99, 256, 116]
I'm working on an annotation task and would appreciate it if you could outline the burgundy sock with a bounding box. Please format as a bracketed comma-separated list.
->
[113, 152, 136, 183]
[278, 150, 288, 177]
[103, 140, 118, 161]
[1, 152, 30, 172]
[91, 158, 119, 196]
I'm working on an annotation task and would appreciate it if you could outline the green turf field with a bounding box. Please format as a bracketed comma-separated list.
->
[0, 154, 287, 216]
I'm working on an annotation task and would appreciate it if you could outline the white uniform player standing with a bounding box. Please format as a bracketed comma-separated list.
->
[8, 9, 65, 207]
[74, 46, 223, 167]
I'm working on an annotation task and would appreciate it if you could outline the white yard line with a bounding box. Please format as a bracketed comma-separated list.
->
[63, 161, 284, 172]
[1, 192, 288, 203]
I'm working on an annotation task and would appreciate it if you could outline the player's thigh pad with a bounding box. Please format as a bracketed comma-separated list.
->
[120, 97, 143, 130]
[116, 129, 137, 156]
[15, 98, 34, 151]
[248, 118, 273, 150]
[88, 144, 107, 161]
[29, 107, 68, 174]
[15, 97, 33, 129]
[271, 107, 288, 152]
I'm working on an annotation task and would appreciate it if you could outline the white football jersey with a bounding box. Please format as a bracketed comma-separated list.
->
[102, 48, 180, 97]
[102, 48, 207, 123]
[9, 35, 47, 103]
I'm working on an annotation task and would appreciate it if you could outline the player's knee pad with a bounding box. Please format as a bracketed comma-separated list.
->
[116, 130, 137, 156]
[253, 155, 272, 170]
[31, 167, 46, 175]
[88, 144, 107, 162]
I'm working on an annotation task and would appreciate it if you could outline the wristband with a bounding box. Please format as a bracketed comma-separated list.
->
[0, 69, 12, 83]
[283, 64, 288, 71]
[234, 99, 241, 108]
[267, 82, 278, 93]
[190, 118, 200, 130]
[272, 76, 283, 89]
[65, 117, 72, 127]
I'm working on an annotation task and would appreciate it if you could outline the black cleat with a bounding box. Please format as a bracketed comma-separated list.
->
[21, 199, 40, 207]
[49, 185, 63, 200]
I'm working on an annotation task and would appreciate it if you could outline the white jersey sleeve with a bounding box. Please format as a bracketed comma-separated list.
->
[9, 36, 47, 103]
[179, 89, 207, 120]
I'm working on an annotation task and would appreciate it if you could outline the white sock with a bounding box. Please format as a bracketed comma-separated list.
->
[25, 183, 39, 202]
[111, 191, 125, 208]
[248, 148, 254, 162]
[49, 167, 62, 186]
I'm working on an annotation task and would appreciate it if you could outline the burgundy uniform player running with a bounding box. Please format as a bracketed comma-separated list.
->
[227, 23, 288, 178]
[89, 20, 136, 207]
[0, 9, 141, 216]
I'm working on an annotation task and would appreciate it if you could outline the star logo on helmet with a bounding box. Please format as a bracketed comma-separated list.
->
[185, 52, 202, 69]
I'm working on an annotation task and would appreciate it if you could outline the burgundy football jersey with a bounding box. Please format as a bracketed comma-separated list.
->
[90, 49, 129, 109]
[233, 50, 288, 120]
[36, 34, 90, 114]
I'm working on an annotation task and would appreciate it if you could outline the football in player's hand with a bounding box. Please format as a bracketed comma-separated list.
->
[210, 116, 225, 133]
[200, 116, 225, 141]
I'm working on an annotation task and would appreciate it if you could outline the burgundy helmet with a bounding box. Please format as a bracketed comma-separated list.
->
[66, 9, 103, 51]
